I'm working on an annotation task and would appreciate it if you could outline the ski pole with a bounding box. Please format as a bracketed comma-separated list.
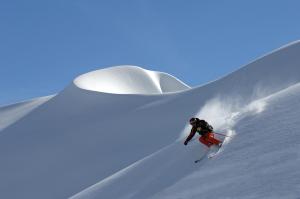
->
[214, 132, 233, 138]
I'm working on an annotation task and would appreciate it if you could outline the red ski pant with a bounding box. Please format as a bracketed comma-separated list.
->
[199, 132, 221, 147]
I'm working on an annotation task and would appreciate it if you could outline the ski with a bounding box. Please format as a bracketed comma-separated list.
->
[194, 145, 217, 163]
[194, 155, 206, 163]
[207, 150, 220, 158]
[195, 144, 221, 162]
[207, 144, 222, 158]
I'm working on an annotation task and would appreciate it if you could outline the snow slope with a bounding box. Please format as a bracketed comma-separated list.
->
[1, 41, 300, 199]
[0, 96, 53, 132]
[150, 82, 300, 199]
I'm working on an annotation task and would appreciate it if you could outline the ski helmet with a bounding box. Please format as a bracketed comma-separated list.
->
[189, 117, 198, 125]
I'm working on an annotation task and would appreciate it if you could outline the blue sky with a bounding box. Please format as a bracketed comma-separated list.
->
[1, 0, 300, 105]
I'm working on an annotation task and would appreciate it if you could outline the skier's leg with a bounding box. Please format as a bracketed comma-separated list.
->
[206, 133, 222, 145]
[199, 136, 211, 147]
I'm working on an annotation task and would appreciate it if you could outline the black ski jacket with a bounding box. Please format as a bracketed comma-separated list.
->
[184, 120, 212, 144]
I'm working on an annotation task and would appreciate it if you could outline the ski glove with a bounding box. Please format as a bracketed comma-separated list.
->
[184, 140, 188, 145]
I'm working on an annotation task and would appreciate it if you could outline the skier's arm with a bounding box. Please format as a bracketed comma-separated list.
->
[184, 128, 196, 145]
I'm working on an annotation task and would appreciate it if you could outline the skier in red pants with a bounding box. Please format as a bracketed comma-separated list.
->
[184, 118, 222, 147]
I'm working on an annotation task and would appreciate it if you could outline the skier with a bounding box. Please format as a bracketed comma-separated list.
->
[184, 118, 222, 147]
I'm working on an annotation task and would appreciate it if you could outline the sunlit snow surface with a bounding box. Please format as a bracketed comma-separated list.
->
[1, 41, 300, 199]
[74, 65, 190, 94]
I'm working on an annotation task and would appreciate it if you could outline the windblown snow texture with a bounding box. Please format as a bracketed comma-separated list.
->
[1, 41, 300, 199]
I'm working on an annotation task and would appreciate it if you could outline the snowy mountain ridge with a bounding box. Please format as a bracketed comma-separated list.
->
[1, 41, 300, 199]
